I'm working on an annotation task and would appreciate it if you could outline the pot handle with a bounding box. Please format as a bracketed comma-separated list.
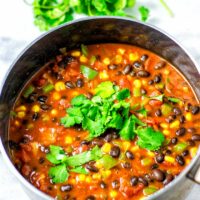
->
[187, 156, 200, 184]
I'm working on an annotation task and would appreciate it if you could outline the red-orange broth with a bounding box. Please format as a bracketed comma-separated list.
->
[9, 44, 200, 200]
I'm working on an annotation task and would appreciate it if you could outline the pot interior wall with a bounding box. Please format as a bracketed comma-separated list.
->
[0, 17, 199, 159]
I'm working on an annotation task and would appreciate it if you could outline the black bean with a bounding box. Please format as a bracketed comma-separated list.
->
[152, 169, 165, 182]
[20, 137, 30, 144]
[76, 78, 84, 88]
[58, 56, 74, 68]
[86, 92, 93, 99]
[151, 164, 159, 170]
[137, 70, 150, 77]
[26, 93, 37, 103]
[187, 128, 196, 133]
[122, 162, 131, 169]
[166, 115, 176, 123]
[179, 116, 185, 124]
[176, 127, 186, 136]
[123, 65, 132, 75]
[92, 139, 104, 147]
[100, 181, 107, 189]
[138, 177, 148, 186]
[112, 180, 120, 189]
[165, 150, 172, 155]
[154, 75, 161, 83]
[37, 95, 48, 104]
[182, 150, 189, 157]
[176, 155, 185, 166]
[185, 103, 192, 112]
[8, 140, 20, 151]
[40, 146, 50, 154]
[171, 137, 178, 145]
[112, 132, 119, 139]
[141, 89, 147, 95]
[85, 164, 99, 172]
[64, 194, 70, 200]
[129, 70, 136, 77]
[148, 80, 154, 85]
[133, 61, 142, 69]
[40, 104, 51, 111]
[39, 157, 45, 164]
[116, 71, 122, 76]
[32, 112, 39, 121]
[81, 140, 90, 145]
[191, 134, 200, 141]
[187, 139, 195, 146]
[74, 124, 82, 131]
[65, 81, 75, 89]
[140, 54, 149, 62]
[144, 174, 153, 183]
[125, 151, 134, 160]
[108, 64, 118, 70]
[163, 174, 174, 185]
[110, 146, 120, 158]
[191, 106, 199, 115]
[156, 154, 164, 163]
[56, 73, 63, 80]
[130, 176, 138, 186]
[154, 61, 166, 70]
[61, 184, 73, 192]
[155, 109, 162, 117]
[86, 196, 95, 200]
[104, 133, 113, 142]
[173, 107, 182, 116]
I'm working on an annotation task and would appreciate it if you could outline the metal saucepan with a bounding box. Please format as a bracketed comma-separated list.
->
[0, 17, 200, 200]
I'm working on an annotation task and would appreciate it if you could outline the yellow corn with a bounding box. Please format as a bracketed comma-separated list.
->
[80, 55, 88, 63]
[95, 160, 103, 168]
[142, 80, 147, 86]
[76, 174, 86, 182]
[16, 105, 26, 112]
[115, 55, 122, 64]
[42, 114, 50, 121]
[163, 129, 170, 136]
[133, 79, 142, 88]
[55, 81, 65, 91]
[178, 101, 184, 107]
[32, 105, 40, 113]
[165, 156, 175, 163]
[14, 120, 20, 127]
[190, 147, 197, 158]
[186, 158, 190, 165]
[129, 52, 139, 62]
[99, 70, 109, 80]
[110, 190, 118, 198]
[51, 109, 58, 116]
[52, 92, 61, 100]
[17, 111, 26, 119]
[69, 178, 76, 184]
[71, 50, 81, 57]
[85, 176, 92, 183]
[122, 141, 131, 151]
[183, 86, 189, 92]
[148, 151, 155, 157]
[65, 136, 73, 144]
[160, 123, 169, 129]
[103, 57, 110, 65]
[27, 123, 34, 130]
[164, 69, 170, 75]
[101, 143, 112, 153]
[117, 48, 125, 55]
[92, 173, 101, 180]
[131, 145, 139, 152]
[169, 120, 180, 129]
[71, 91, 79, 97]
[185, 113, 192, 121]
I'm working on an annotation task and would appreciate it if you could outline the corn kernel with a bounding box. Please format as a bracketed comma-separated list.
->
[103, 57, 110, 65]
[115, 55, 122, 64]
[133, 79, 142, 88]
[129, 52, 139, 62]
[65, 136, 73, 144]
[92, 173, 101, 180]
[178, 101, 184, 107]
[131, 145, 139, 152]
[122, 141, 131, 151]
[14, 120, 20, 127]
[86, 176, 92, 183]
[52, 92, 61, 100]
[99, 70, 109, 80]
[55, 81, 65, 91]
[71, 50, 81, 57]
[101, 143, 112, 153]
[160, 123, 169, 129]
[104, 170, 111, 177]
[42, 114, 50, 121]
[164, 69, 170, 75]
[95, 160, 103, 168]
[32, 105, 40, 113]
[110, 190, 118, 198]
[16, 105, 26, 112]
[71, 91, 79, 97]
[183, 86, 189, 92]
[69, 178, 76, 184]
[76, 174, 86, 182]
[17, 111, 26, 119]
[51, 109, 58, 116]
[165, 156, 175, 163]
[142, 80, 147, 86]
[163, 129, 170, 136]
[117, 48, 125, 55]
[169, 120, 180, 129]
[148, 151, 155, 157]
[80, 55, 88, 63]
[185, 113, 192, 121]
[190, 147, 197, 158]
[27, 123, 34, 129]
[186, 158, 190, 165]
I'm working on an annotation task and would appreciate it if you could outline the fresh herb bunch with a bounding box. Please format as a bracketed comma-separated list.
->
[28, 0, 150, 31]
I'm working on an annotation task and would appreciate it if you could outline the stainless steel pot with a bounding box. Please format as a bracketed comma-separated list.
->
[0, 17, 199, 200]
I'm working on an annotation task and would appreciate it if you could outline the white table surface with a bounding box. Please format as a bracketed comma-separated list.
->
[0, 0, 200, 200]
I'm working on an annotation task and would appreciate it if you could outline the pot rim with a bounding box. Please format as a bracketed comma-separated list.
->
[0, 16, 199, 200]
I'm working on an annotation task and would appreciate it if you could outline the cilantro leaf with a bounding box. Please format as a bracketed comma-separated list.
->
[70, 166, 88, 174]
[150, 94, 164, 102]
[71, 94, 88, 106]
[119, 117, 135, 140]
[116, 88, 130, 100]
[136, 127, 165, 151]
[94, 81, 115, 99]
[139, 6, 150, 22]
[49, 164, 69, 183]
[136, 107, 148, 117]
